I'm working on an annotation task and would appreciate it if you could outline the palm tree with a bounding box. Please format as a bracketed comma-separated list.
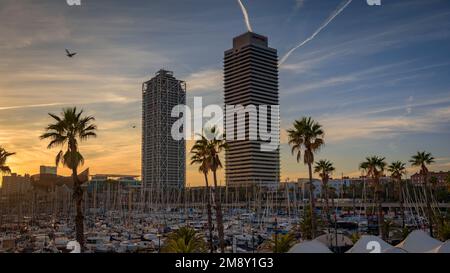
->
[162, 226, 206, 253]
[203, 126, 227, 253]
[195, 127, 228, 253]
[265, 233, 296, 253]
[299, 208, 315, 240]
[287, 117, 325, 238]
[314, 160, 335, 223]
[359, 156, 387, 239]
[190, 135, 214, 253]
[0, 147, 15, 174]
[40, 107, 97, 248]
[388, 161, 407, 228]
[410, 151, 435, 236]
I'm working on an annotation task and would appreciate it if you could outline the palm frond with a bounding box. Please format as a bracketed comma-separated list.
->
[41, 107, 97, 171]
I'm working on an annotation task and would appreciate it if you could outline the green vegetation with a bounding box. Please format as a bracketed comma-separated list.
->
[287, 117, 325, 239]
[314, 159, 335, 224]
[268, 233, 297, 253]
[410, 151, 435, 237]
[40, 107, 97, 249]
[0, 146, 15, 174]
[360, 156, 387, 239]
[162, 227, 206, 253]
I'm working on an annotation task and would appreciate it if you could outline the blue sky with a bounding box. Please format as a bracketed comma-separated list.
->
[0, 0, 449, 185]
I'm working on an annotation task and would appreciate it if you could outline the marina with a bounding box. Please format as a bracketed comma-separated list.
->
[1, 180, 449, 253]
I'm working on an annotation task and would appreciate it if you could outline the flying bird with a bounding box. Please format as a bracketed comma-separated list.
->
[65, 49, 77, 58]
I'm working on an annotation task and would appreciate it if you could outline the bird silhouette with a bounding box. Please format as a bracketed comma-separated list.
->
[65, 49, 77, 58]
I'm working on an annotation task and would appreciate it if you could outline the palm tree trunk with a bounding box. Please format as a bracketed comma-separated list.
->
[331, 194, 335, 212]
[308, 163, 316, 238]
[203, 172, 214, 253]
[399, 179, 405, 228]
[323, 181, 330, 224]
[212, 170, 225, 253]
[72, 166, 84, 250]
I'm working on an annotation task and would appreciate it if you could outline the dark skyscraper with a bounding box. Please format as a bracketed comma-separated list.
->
[224, 32, 280, 187]
[142, 70, 186, 191]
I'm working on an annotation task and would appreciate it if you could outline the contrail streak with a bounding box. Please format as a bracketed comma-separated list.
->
[0, 103, 65, 111]
[237, 0, 253, 32]
[279, 0, 352, 66]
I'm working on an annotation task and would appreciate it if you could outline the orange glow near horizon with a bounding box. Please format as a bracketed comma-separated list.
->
[0, 127, 225, 187]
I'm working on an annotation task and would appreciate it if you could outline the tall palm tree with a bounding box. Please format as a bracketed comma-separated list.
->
[388, 161, 407, 228]
[287, 117, 325, 238]
[40, 107, 97, 248]
[206, 126, 227, 253]
[314, 160, 335, 223]
[359, 156, 387, 239]
[0, 147, 15, 174]
[162, 226, 206, 253]
[190, 136, 214, 253]
[410, 151, 435, 236]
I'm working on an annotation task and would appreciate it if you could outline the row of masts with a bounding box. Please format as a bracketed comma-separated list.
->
[1, 180, 447, 230]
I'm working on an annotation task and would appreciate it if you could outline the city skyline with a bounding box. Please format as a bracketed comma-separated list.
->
[1, 0, 450, 186]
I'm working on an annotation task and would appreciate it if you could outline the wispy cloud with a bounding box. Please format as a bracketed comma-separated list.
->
[280, 0, 353, 65]
[280, 10, 450, 74]
[184, 69, 222, 94]
[1, 0, 449, 184]
[319, 105, 450, 143]
[0, 1, 70, 49]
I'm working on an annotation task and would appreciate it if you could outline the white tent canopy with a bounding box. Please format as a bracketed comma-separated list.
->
[427, 240, 450, 253]
[288, 240, 332, 253]
[346, 235, 393, 253]
[396, 230, 443, 253]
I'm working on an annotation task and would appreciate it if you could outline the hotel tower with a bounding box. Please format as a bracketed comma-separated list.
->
[142, 70, 186, 191]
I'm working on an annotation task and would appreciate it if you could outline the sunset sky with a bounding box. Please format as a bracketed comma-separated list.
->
[1, 0, 450, 186]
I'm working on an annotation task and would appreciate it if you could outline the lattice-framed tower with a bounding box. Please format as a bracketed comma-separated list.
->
[142, 70, 186, 193]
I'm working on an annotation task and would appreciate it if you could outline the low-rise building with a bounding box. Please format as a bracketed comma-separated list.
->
[40, 165, 57, 175]
[1, 173, 32, 195]
[411, 171, 450, 186]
